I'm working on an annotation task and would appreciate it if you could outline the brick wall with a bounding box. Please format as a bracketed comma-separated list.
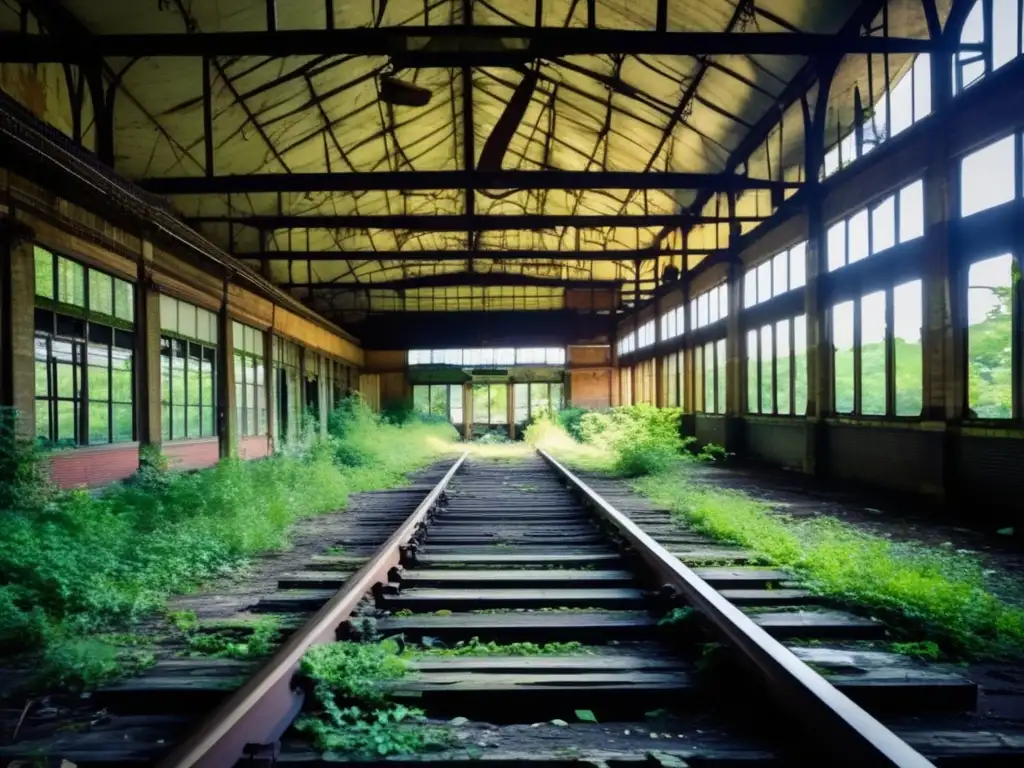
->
[238, 434, 270, 460]
[164, 438, 220, 472]
[47, 444, 139, 489]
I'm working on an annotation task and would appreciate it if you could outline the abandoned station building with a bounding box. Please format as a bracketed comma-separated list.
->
[0, 0, 1022, 524]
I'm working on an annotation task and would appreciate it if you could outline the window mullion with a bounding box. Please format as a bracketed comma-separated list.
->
[885, 286, 896, 417]
[789, 317, 796, 416]
[853, 298, 863, 416]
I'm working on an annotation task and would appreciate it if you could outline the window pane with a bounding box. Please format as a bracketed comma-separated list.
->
[429, 385, 448, 416]
[35, 358, 49, 397]
[967, 254, 1013, 418]
[848, 210, 869, 263]
[827, 221, 846, 271]
[833, 302, 855, 414]
[992, 0, 1022, 69]
[89, 271, 113, 316]
[179, 303, 197, 340]
[187, 406, 201, 438]
[793, 315, 808, 416]
[530, 382, 550, 416]
[489, 384, 507, 424]
[57, 257, 86, 307]
[160, 295, 177, 331]
[34, 247, 54, 299]
[708, 289, 720, 323]
[413, 385, 429, 413]
[201, 354, 215, 408]
[772, 253, 788, 296]
[57, 400, 76, 444]
[861, 291, 887, 415]
[54, 344, 77, 399]
[88, 401, 110, 444]
[703, 343, 715, 413]
[744, 270, 757, 308]
[776, 320, 791, 415]
[747, 329, 758, 413]
[759, 325, 773, 414]
[789, 243, 806, 289]
[719, 284, 728, 318]
[894, 280, 923, 416]
[514, 383, 529, 422]
[890, 72, 914, 137]
[871, 196, 896, 254]
[201, 406, 214, 437]
[698, 294, 708, 327]
[551, 383, 563, 409]
[899, 181, 925, 242]
[449, 385, 463, 422]
[113, 404, 133, 442]
[87, 344, 110, 400]
[961, 136, 1016, 217]
[715, 339, 726, 414]
[693, 348, 703, 412]
[757, 261, 772, 303]
[114, 279, 134, 323]
[913, 55, 931, 119]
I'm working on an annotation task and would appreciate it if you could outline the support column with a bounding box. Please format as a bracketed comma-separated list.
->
[463, 382, 473, 441]
[135, 239, 162, 450]
[654, 295, 665, 408]
[265, 331, 278, 453]
[0, 218, 36, 437]
[218, 283, 236, 458]
[802, 60, 838, 476]
[507, 380, 515, 440]
[724, 192, 745, 451]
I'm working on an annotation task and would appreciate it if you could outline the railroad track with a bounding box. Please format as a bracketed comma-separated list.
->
[4, 451, 1022, 767]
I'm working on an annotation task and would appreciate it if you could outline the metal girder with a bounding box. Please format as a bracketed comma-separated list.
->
[238, 248, 723, 261]
[0, 27, 941, 62]
[142, 170, 798, 195]
[191, 213, 764, 230]
[280, 273, 623, 290]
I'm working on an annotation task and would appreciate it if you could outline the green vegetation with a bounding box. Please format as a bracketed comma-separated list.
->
[172, 612, 283, 660]
[414, 638, 588, 657]
[0, 398, 457, 691]
[296, 640, 451, 757]
[527, 408, 1024, 659]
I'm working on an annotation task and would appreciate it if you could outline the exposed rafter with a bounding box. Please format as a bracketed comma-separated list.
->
[143, 170, 799, 195]
[0, 27, 941, 63]
[280, 273, 623, 290]
[190, 213, 765, 230]
[239, 248, 722, 262]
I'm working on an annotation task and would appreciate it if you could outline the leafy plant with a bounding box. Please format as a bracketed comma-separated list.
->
[415, 638, 587, 657]
[658, 607, 695, 626]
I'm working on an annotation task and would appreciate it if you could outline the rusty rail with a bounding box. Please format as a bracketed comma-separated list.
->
[155, 451, 469, 768]
[537, 448, 934, 768]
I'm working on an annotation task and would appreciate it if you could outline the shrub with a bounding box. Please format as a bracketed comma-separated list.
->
[555, 407, 588, 441]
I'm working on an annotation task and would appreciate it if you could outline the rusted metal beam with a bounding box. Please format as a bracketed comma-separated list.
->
[142, 169, 800, 195]
[239, 248, 724, 261]
[281, 273, 623, 290]
[189, 212, 767, 230]
[0, 27, 942, 61]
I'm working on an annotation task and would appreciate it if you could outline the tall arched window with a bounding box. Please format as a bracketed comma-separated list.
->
[954, 0, 1024, 94]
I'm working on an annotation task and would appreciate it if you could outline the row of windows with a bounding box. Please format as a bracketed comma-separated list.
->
[414, 382, 566, 425]
[413, 384, 464, 424]
[33, 248, 354, 448]
[637, 321, 655, 350]
[823, 0, 1024, 181]
[408, 348, 566, 367]
[744, 242, 807, 309]
[828, 180, 924, 272]
[747, 316, 809, 417]
[617, 333, 636, 356]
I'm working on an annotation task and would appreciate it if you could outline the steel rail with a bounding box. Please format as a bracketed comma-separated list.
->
[536, 448, 935, 768]
[155, 451, 469, 768]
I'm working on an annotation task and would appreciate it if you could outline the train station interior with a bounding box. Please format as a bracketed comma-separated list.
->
[5, 2, 1024, 766]
[2, 0, 1022, 516]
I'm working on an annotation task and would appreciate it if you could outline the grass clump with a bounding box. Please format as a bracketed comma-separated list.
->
[530, 411, 1024, 660]
[415, 637, 588, 656]
[296, 640, 452, 757]
[0, 398, 457, 692]
[174, 613, 283, 660]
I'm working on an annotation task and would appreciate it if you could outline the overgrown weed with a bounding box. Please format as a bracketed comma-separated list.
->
[0, 397, 457, 691]
[529, 410, 1024, 659]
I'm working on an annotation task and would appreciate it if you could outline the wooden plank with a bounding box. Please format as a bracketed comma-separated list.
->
[671, 549, 762, 564]
[401, 568, 636, 588]
[393, 670, 692, 691]
[384, 587, 648, 611]
[372, 610, 661, 643]
[717, 588, 816, 606]
[692, 567, 794, 587]
[277, 570, 354, 588]
[415, 552, 624, 567]
[751, 610, 885, 640]
[409, 654, 687, 672]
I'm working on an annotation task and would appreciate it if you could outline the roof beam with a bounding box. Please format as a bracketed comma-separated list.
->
[190, 213, 764, 230]
[143, 170, 798, 195]
[0, 27, 940, 62]
[281, 273, 622, 290]
[238, 248, 723, 261]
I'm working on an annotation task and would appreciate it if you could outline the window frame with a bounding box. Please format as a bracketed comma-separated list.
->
[33, 247, 136, 448]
